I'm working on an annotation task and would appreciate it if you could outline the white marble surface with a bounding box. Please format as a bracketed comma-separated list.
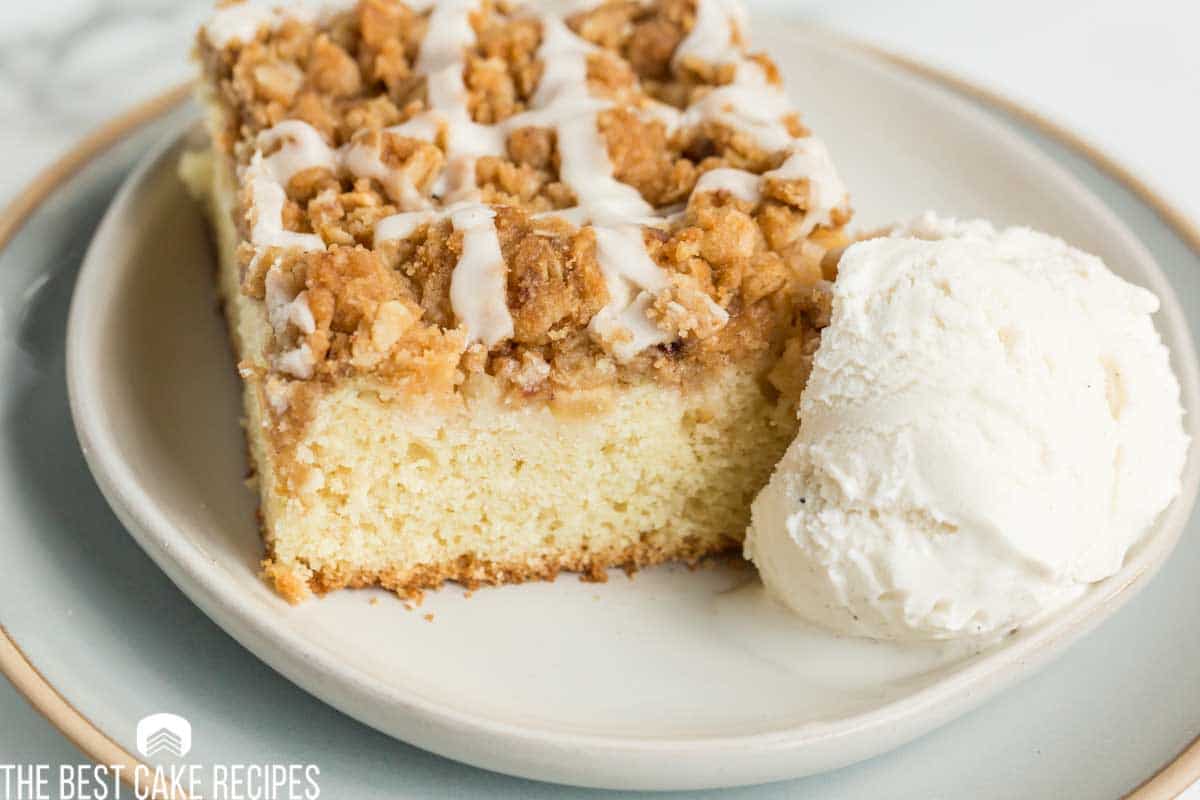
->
[1, 0, 1198, 792]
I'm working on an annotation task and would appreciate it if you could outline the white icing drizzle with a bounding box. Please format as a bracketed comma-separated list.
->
[244, 154, 326, 252]
[516, 16, 660, 227]
[691, 143, 847, 237]
[265, 267, 315, 337]
[586, 227, 730, 362]
[366, 0, 516, 345]
[262, 257, 318, 379]
[204, 3, 277, 48]
[693, 167, 762, 204]
[593, 226, 671, 295]
[374, 203, 515, 346]
[275, 343, 316, 379]
[371, 5, 669, 351]
[447, 204, 515, 346]
[204, 1, 358, 48]
[640, 99, 685, 133]
[389, 114, 443, 143]
[524, 0, 604, 15]
[375, 209, 438, 243]
[244, 119, 437, 292]
[681, 60, 795, 152]
[341, 137, 432, 210]
[226, 0, 847, 365]
[673, 0, 747, 67]
[675, 31, 849, 234]
[242, 120, 340, 378]
[513, 15, 680, 357]
[408, 0, 506, 201]
[257, 120, 338, 184]
[587, 227, 673, 362]
[528, 15, 595, 107]
[762, 137, 847, 236]
[558, 115, 654, 222]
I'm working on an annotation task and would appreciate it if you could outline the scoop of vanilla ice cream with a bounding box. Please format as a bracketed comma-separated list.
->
[746, 213, 1188, 640]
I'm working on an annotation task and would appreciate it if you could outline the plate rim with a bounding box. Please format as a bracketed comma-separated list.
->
[3, 34, 1198, 798]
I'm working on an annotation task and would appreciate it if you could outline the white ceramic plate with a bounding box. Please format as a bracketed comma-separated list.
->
[52, 28, 1200, 793]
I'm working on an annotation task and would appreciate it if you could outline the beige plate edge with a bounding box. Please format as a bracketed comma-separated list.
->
[0, 37, 1196, 800]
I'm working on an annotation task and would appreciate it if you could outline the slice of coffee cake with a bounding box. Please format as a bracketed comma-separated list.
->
[188, 0, 850, 602]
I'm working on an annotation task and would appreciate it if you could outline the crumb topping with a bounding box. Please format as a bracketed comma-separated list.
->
[199, 0, 850, 404]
